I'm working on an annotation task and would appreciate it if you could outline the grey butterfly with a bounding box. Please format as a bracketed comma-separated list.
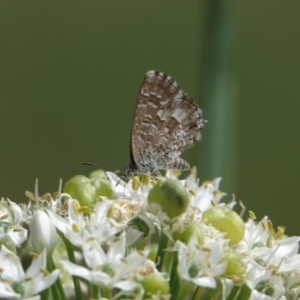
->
[122, 70, 204, 178]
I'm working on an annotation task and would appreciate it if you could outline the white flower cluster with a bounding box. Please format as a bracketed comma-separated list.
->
[0, 168, 300, 300]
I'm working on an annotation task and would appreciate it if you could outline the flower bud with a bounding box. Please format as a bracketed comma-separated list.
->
[221, 252, 246, 282]
[63, 172, 114, 208]
[139, 275, 170, 296]
[29, 210, 57, 254]
[173, 221, 204, 246]
[63, 175, 89, 197]
[202, 206, 245, 246]
[147, 178, 189, 219]
[128, 216, 150, 239]
[88, 169, 108, 180]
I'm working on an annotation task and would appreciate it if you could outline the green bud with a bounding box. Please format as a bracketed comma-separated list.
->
[147, 178, 189, 219]
[63, 175, 89, 198]
[140, 275, 170, 296]
[173, 221, 204, 246]
[63, 173, 114, 208]
[76, 181, 98, 207]
[89, 169, 114, 199]
[128, 216, 150, 239]
[89, 178, 114, 199]
[221, 252, 246, 281]
[88, 169, 108, 180]
[202, 206, 245, 246]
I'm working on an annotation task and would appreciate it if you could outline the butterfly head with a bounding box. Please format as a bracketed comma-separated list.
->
[119, 163, 137, 181]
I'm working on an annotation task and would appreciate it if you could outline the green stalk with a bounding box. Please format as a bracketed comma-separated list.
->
[90, 283, 99, 299]
[46, 257, 60, 300]
[174, 280, 192, 300]
[156, 231, 169, 272]
[60, 233, 83, 300]
[198, 0, 239, 196]
[49, 257, 67, 300]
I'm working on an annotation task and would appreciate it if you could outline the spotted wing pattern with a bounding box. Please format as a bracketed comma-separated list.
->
[124, 70, 204, 177]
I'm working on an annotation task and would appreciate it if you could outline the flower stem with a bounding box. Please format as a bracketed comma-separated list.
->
[192, 286, 205, 300]
[175, 280, 192, 300]
[60, 233, 83, 300]
[49, 257, 67, 300]
[102, 287, 112, 299]
[168, 252, 178, 289]
[228, 284, 251, 300]
[46, 258, 60, 300]
[170, 269, 180, 299]
[156, 231, 169, 271]
[90, 283, 99, 299]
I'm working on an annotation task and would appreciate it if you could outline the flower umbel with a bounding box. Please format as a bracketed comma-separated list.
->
[0, 168, 299, 300]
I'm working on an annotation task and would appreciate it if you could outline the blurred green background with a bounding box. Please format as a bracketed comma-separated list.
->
[1, 2, 300, 235]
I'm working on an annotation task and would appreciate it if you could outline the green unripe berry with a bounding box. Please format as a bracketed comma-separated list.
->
[173, 221, 204, 246]
[140, 275, 170, 296]
[128, 216, 150, 239]
[147, 178, 189, 219]
[88, 169, 108, 180]
[89, 178, 114, 199]
[221, 252, 246, 280]
[63, 175, 90, 198]
[202, 206, 245, 246]
[63, 172, 114, 208]
[76, 181, 98, 207]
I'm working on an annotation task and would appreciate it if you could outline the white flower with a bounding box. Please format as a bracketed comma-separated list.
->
[29, 209, 57, 254]
[0, 199, 27, 248]
[190, 177, 226, 212]
[106, 171, 153, 199]
[48, 198, 119, 248]
[246, 266, 285, 300]
[60, 232, 148, 292]
[177, 235, 227, 288]
[0, 281, 21, 299]
[0, 246, 60, 299]
[243, 216, 270, 250]
[284, 269, 300, 299]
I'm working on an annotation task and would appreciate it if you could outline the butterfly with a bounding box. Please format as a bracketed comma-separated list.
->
[121, 70, 204, 179]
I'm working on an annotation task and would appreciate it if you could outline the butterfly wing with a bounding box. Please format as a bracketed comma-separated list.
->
[130, 70, 204, 173]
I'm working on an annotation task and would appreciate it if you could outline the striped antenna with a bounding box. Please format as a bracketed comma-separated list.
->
[80, 161, 122, 168]
[80, 161, 99, 166]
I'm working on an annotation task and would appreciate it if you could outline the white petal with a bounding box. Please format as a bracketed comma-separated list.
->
[126, 227, 144, 246]
[211, 261, 227, 277]
[114, 250, 147, 281]
[47, 209, 71, 235]
[0, 281, 21, 299]
[192, 276, 216, 288]
[26, 249, 46, 278]
[107, 233, 126, 262]
[0, 245, 24, 281]
[7, 225, 28, 246]
[7, 199, 23, 225]
[106, 172, 132, 198]
[60, 260, 91, 280]
[32, 270, 61, 295]
[29, 210, 57, 254]
[114, 280, 142, 292]
[274, 236, 300, 257]
[82, 238, 107, 268]
[278, 254, 300, 272]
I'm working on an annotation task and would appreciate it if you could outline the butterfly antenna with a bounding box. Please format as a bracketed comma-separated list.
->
[80, 162, 123, 170]
[80, 161, 99, 166]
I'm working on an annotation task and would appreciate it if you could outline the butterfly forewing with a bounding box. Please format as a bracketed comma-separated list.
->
[126, 70, 204, 177]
